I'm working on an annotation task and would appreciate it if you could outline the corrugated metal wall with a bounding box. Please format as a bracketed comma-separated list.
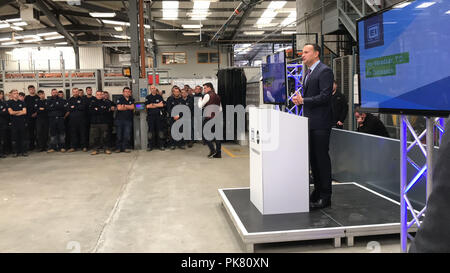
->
[79, 47, 104, 70]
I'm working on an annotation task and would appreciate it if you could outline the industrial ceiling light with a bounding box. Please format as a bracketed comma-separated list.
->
[182, 24, 203, 29]
[256, 1, 286, 27]
[243, 31, 264, 35]
[2, 41, 19, 45]
[5, 18, 22, 22]
[13, 21, 27, 26]
[114, 26, 123, 31]
[37, 32, 59, 37]
[0, 37, 11, 42]
[190, 0, 210, 20]
[44, 35, 65, 40]
[113, 35, 130, 39]
[23, 38, 43, 43]
[281, 11, 296, 27]
[102, 20, 130, 26]
[0, 23, 10, 29]
[89, 12, 116, 18]
[163, 1, 179, 20]
[281, 30, 296, 35]
[183, 32, 200, 36]
[11, 26, 24, 31]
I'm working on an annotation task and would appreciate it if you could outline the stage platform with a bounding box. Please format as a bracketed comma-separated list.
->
[219, 182, 417, 252]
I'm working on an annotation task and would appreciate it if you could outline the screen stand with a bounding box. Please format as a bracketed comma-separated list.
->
[400, 116, 445, 252]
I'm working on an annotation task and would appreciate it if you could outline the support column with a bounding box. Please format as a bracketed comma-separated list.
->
[426, 117, 434, 201]
[74, 45, 80, 70]
[400, 115, 408, 253]
[128, 0, 141, 149]
[128, 0, 140, 98]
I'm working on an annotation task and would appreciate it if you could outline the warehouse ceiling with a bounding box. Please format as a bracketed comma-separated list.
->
[0, 0, 298, 62]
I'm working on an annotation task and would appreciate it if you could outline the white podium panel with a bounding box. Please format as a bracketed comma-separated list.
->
[249, 107, 309, 214]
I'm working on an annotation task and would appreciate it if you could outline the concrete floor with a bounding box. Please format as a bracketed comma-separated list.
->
[0, 144, 402, 253]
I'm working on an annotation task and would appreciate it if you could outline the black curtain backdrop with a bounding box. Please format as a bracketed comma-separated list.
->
[217, 68, 247, 142]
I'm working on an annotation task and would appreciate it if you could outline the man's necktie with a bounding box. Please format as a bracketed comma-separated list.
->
[304, 69, 311, 85]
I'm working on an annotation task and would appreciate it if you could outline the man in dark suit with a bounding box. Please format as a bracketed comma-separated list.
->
[293, 43, 334, 209]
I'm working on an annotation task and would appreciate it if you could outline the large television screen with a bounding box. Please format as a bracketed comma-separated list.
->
[357, 0, 450, 116]
[262, 51, 287, 105]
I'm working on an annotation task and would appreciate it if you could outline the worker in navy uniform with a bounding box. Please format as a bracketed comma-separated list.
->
[331, 80, 348, 129]
[180, 88, 194, 148]
[115, 87, 135, 153]
[145, 85, 166, 151]
[67, 87, 88, 152]
[36, 90, 49, 152]
[89, 90, 112, 155]
[84, 86, 95, 148]
[24, 85, 39, 151]
[63, 89, 72, 150]
[5, 92, 13, 155]
[0, 90, 8, 158]
[47, 88, 68, 153]
[7, 89, 28, 157]
[198, 82, 222, 158]
[103, 91, 116, 150]
[166, 86, 184, 150]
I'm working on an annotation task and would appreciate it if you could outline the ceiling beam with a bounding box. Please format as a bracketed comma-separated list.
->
[228, 1, 259, 40]
[33, 0, 77, 46]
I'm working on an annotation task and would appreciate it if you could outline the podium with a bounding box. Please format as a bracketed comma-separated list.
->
[249, 107, 309, 214]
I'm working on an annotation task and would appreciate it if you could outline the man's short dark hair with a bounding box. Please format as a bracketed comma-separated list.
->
[19, 92, 25, 97]
[123, 87, 130, 92]
[58, 90, 64, 93]
[354, 106, 365, 114]
[27, 85, 35, 89]
[304, 43, 321, 56]
[96, 90, 103, 93]
[203, 82, 214, 91]
[86, 86, 92, 90]
[37, 90, 44, 94]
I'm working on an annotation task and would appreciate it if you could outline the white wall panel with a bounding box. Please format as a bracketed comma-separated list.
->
[79, 47, 104, 70]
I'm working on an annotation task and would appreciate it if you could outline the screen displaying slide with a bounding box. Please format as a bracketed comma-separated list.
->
[262, 51, 287, 104]
[358, 0, 450, 114]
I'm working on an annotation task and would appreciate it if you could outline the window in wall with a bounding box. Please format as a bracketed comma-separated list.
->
[197, 52, 220, 64]
[162, 52, 187, 64]
[197, 53, 209, 63]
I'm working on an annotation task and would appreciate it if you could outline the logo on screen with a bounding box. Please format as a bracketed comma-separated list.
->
[364, 14, 384, 49]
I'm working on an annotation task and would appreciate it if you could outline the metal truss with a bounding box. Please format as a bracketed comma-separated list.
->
[400, 116, 446, 252]
[286, 63, 303, 116]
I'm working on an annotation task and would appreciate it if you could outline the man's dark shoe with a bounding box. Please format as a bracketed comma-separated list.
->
[178, 145, 186, 150]
[310, 191, 320, 203]
[208, 151, 216, 158]
[147, 147, 153, 152]
[310, 198, 331, 210]
[170, 146, 176, 150]
[21, 153, 29, 157]
[159, 146, 165, 151]
[213, 153, 221, 158]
